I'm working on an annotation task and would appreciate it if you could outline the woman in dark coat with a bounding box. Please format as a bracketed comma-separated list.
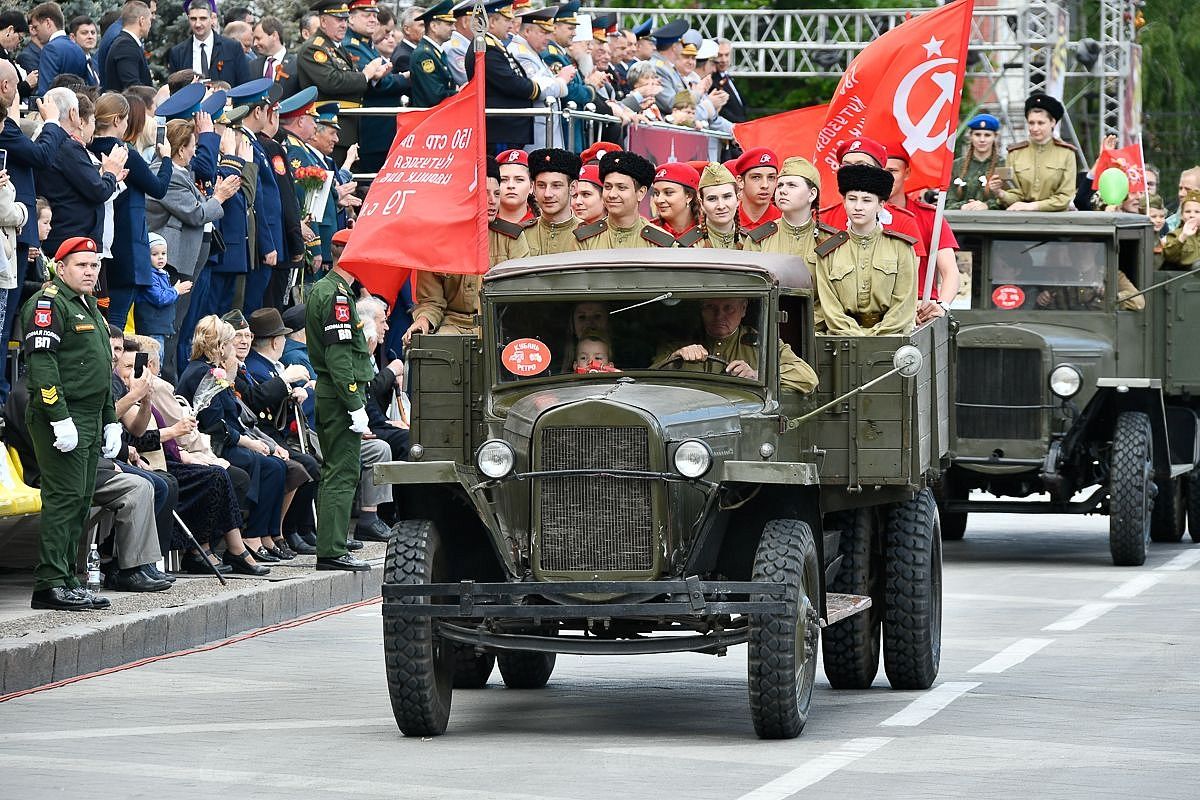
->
[176, 315, 288, 572]
[88, 92, 171, 326]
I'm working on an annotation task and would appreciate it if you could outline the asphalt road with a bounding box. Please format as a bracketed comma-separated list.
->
[2, 512, 1199, 800]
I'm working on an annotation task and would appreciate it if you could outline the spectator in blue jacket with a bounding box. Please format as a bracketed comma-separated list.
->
[137, 232, 193, 351]
[29, 2, 94, 95]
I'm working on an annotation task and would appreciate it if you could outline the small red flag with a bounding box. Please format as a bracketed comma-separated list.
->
[1091, 143, 1146, 194]
[732, 104, 828, 162]
[337, 50, 489, 303]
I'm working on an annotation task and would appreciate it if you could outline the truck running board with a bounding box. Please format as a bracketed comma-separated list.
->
[822, 593, 872, 627]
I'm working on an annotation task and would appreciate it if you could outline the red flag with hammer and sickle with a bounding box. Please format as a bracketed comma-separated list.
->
[813, 0, 975, 195]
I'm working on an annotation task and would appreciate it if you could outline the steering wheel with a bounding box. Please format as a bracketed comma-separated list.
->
[663, 353, 730, 374]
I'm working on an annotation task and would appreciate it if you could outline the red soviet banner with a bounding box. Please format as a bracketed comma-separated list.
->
[732, 104, 827, 161]
[814, 0, 975, 195]
[1091, 142, 1146, 195]
[337, 50, 488, 303]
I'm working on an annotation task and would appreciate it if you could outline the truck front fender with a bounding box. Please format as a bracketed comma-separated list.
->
[1064, 380, 1173, 473]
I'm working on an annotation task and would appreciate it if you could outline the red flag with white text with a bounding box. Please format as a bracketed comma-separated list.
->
[337, 50, 488, 303]
[813, 0, 975, 195]
[1091, 143, 1146, 195]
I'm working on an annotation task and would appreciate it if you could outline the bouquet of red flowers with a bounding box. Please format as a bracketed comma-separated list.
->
[293, 165, 328, 192]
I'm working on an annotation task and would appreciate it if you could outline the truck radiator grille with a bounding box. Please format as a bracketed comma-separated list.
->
[537, 426, 654, 572]
[956, 348, 1043, 440]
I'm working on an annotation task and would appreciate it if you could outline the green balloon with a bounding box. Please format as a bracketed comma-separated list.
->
[1098, 167, 1130, 205]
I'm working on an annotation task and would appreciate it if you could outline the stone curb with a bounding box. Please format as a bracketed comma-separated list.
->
[0, 565, 383, 696]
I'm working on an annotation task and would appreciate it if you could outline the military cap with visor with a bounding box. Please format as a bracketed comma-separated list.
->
[310, 0, 350, 19]
[517, 5, 556, 30]
[227, 77, 282, 108]
[418, 1, 456, 23]
[651, 19, 688, 47]
[157, 82, 207, 120]
[277, 85, 319, 118]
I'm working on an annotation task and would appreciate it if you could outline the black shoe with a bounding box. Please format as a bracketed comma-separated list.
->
[316, 554, 370, 572]
[31, 586, 94, 611]
[285, 532, 317, 555]
[112, 568, 172, 593]
[345, 538, 364, 551]
[182, 550, 233, 575]
[143, 564, 176, 584]
[354, 519, 392, 542]
[300, 531, 318, 547]
[274, 541, 297, 560]
[253, 546, 281, 563]
[70, 587, 111, 609]
[223, 549, 271, 576]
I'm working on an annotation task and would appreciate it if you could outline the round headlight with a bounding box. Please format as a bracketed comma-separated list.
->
[1049, 364, 1082, 398]
[476, 439, 515, 479]
[674, 439, 713, 479]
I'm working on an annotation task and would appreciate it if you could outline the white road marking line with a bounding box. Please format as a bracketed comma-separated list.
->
[1157, 548, 1200, 571]
[878, 682, 980, 727]
[967, 638, 1054, 674]
[1042, 602, 1119, 632]
[735, 737, 893, 799]
[1103, 573, 1163, 599]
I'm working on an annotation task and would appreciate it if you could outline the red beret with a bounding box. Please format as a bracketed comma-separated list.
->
[577, 164, 602, 188]
[496, 149, 529, 167]
[54, 237, 98, 262]
[834, 137, 887, 167]
[722, 158, 739, 175]
[686, 159, 710, 174]
[652, 161, 700, 191]
[883, 141, 911, 164]
[331, 227, 352, 245]
[733, 146, 779, 176]
[580, 141, 622, 165]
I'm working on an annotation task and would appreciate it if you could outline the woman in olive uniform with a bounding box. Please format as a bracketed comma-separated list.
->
[743, 156, 835, 259]
[696, 162, 742, 249]
[948, 113, 1004, 210]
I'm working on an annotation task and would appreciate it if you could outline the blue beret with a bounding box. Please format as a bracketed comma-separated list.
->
[966, 113, 1000, 132]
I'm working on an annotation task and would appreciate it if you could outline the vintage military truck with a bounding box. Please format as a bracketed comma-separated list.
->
[940, 210, 1200, 565]
[377, 249, 951, 739]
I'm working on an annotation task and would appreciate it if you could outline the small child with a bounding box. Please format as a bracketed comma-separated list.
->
[135, 233, 193, 349]
[668, 91, 698, 129]
[573, 332, 620, 374]
[30, 197, 53, 285]
[1162, 191, 1200, 269]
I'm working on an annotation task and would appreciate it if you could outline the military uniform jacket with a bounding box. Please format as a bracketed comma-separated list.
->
[297, 33, 371, 147]
[21, 276, 118, 424]
[412, 271, 481, 334]
[815, 226, 917, 337]
[698, 223, 742, 250]
[489, 218, 531, 267]
[508, 34, 565, 99]
[742, 217, 836, 264]
[209, 154, 256, 275]
[285, 133, 329, 259]
[344, 31, 407, 155]
[444, 31, 470, 86]
[410, 36, 455, 107]
[576, 217, 675, 250]
[467, 34, 539, 146]
[998, 139, 1077, 211]
[525, 215, 581, 257]
[653, 325, 818, 394]
[1162, 228, 1200, 268]
[947, 153, 1004, 210]
[305, 270, 374, 412]
[650, 53, 687, 115]
[245, 131, 285, 264]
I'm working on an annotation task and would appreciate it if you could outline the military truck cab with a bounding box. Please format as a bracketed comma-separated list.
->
[378, 249, 950, 739]
[943, 210, 1200, 565]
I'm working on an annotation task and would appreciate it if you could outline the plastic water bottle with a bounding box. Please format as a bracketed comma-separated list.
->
[86, 544, 101, 591]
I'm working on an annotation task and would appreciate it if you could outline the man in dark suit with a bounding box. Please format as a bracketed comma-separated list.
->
[96, 0, 158, 80]
[102, 2, 152, 91]
[467, 1, 539, 154]
[167, 0, 249, 86]
[0, 11, 37, 99]
[250, 16, 298, 95]
[391, 4, 423, 74]
[29, 2, 93, 95]
[712, 38, 746, 125]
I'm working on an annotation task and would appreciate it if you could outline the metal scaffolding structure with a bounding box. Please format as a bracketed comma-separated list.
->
[586, 2, 1141, 149]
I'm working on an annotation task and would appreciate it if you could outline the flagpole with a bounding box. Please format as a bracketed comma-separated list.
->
[921, 189, 947, 302]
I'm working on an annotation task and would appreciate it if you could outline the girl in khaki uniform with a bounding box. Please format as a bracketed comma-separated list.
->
[696, 163, 743, 249]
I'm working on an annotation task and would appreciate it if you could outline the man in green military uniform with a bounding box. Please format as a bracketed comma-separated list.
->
[342, 0, 407, 174]
[305, 227, 376, 571]
[23, 237, 125, 610]
[410, 1, 457, 108]
[296, 0, 393, 163]
[990, 93, 1078, 212]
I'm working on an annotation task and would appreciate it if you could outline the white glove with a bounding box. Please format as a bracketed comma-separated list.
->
[51, 417, 79, 453]
[348, 406, 369, 434]
[101, 422, 124, 458]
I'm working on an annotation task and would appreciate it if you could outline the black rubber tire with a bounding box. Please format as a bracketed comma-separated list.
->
[1189, 475, 1200, 544]
[747, 519, 821, 739]
[496, 650, 556, 689]
[1150, 475, 1186, 543]
[452, 646, 495, 689]
[882, 489, 942, 691]
[934, 473, 968, 542]
[1109, 412, 1154, 566]
[382, 520, 454, 736]
[821, 508, 882, 689]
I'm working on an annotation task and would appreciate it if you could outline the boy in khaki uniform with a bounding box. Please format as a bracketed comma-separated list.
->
[576, 151, 674, 249]
[525, 148, 582, 257]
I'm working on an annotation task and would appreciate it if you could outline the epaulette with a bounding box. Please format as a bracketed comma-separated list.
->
[676, 227, 707, 248]
[573, 219, 607, 242]
[814, 230, 849, 258]
[218, 155, 246, 169]
[521, 217, 538, 229]
[490, 219, 525, 239]
[313, 36, 325, 47]
[43, 284, 58, 298]
[640, 224, 676, 248]
[741, 220, 777, 244]
[882, 228, 919, 245]
[1052, 138, 1078, 151]
[1006, 140, 1030, 152]
[816, 220, 840, 236]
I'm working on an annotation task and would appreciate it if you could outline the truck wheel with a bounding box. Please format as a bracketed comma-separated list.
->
[1109, 411, 1154, 566]
[497, 650, 556, 689]
[1189, 475, 1200, 543]
[821, 509, 882, 689]
[882, 489, 942, 691]
[382, 520, 454, 736]
[748, 519, 821, 739]
[452, 646, 495, 689]
[934, 474, 968, 542]
[1150, 476, 1186, 543]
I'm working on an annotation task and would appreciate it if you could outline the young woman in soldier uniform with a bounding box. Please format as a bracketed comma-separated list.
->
[697, 162, 742, 249]
[743, 156, 833, 258]
[570, 164, 605, 224]
[650, 162, 704, 247]
[948, 113, 1005, 210]
[814, 164, 917, 336]
[989, 93, 1077, 212]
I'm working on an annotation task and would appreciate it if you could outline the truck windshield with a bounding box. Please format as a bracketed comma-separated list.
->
[492, 295, 765, 383]
[988, 238, 1108, 311]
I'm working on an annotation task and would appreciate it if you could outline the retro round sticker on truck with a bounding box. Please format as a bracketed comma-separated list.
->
[992, 284, 1026, 310]
[502, 338, 551, 376]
